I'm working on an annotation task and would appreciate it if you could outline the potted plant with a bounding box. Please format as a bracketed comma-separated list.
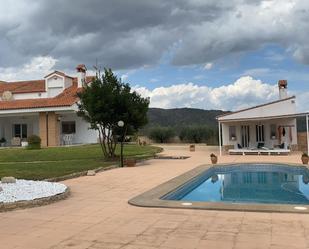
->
[125, 158, 136, 167]
[301, 153, 309, 165]
[210, 153, 218, 164]
[0, 137, 6, 147]
[27, 135, 41, 150]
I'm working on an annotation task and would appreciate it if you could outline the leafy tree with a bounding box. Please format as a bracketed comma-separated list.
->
[77, 68, 149, 158]
[148, 127, 175, 143]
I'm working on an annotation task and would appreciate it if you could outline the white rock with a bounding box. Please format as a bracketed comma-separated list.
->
[87, 170, 96, 176]
[0, 179, 67, 203]
[1, 177, 16, 184]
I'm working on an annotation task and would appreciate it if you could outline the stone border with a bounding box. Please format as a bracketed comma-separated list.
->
[0, 187, 70, 212]
[45, 165, 118, 182]
[129, 162, 309, 213]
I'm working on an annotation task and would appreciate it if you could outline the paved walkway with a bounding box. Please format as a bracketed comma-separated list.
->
[0, 145, 308, 249]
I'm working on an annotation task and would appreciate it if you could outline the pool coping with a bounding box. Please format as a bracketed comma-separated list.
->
[128, 162, 309, 213]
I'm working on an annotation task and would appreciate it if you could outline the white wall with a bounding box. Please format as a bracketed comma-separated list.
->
[60, 113, 99, 144]
[13, 92, 47, 100]
[46, 75, 64, 97]
[0, 114, 39, 145]
[0, 112, 98, 146]
[64, 77, 73, 89]
[221, 118, 297, 148]
[47, 76, 63, 88]
[48, 87, 63, 97]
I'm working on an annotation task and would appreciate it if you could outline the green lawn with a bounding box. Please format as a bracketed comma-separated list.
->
[0, 144, 161, 180]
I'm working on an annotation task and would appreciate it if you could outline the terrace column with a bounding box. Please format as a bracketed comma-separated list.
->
[39, 112, 60, 147]
[218, 122, 222, 156]
[306, 114, 309, 155]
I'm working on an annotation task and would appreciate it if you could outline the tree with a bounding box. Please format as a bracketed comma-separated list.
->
[77, 68, 149, 158]
[148, 127, 175, 143]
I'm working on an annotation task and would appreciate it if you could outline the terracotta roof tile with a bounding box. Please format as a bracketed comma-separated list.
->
[0, 85, 78, 110]
[0, 80, 45, 94]
[0, 76, 96, 111]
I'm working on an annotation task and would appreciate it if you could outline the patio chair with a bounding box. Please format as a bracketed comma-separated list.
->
[62, 134, 73, 145]
[11, 137, 21, 146]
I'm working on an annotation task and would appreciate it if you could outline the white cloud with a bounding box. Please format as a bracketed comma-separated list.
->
[4, 1, 309, 69]
[204, 63, 213, 70]
[242, 68, 271, 77]
[135, 76, 309, 112]
[0, 56, 57, 81]
[172, 0, 309, 66]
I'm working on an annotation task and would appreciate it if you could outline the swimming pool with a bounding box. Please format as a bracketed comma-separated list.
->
[129, 163, 309, 213]
[162, 164, 309, 205]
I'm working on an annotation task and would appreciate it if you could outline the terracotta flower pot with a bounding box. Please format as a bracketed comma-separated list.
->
[210, 156, 218, 164]
[301, 156, 309, 165]
[125, 159, 136, 167]
[189, 145, 195, 152]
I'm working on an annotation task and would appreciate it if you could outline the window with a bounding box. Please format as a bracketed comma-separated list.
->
[270, 124, 276, 139]
[13, 124, 27, 139]
[229, 126, 236, 141]
[255, 124, 264, 142]
[62, 121, 76, 134]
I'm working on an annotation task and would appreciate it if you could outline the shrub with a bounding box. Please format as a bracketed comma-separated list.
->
[179, 126, 212, 143]
[27, 135, 41, 149]
[148, 127, 175, 143]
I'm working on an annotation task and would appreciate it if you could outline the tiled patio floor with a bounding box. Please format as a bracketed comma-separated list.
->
[1, 145, 309, 249]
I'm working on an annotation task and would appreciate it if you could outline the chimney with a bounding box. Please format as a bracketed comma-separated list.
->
[278, 80, 288, 99]
[76, 64, 87, 88]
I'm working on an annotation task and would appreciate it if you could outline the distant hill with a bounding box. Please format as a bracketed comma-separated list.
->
[145, 108, 228, 129]
[144, 107, 306, 132]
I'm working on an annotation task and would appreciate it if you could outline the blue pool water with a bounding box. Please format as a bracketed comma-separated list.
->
[163, 164, 309, 205]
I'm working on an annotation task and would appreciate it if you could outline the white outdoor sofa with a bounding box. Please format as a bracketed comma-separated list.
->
[228, 148, 290, 155]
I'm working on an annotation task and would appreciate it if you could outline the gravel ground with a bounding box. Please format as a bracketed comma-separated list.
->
[0, 180, 67, 203]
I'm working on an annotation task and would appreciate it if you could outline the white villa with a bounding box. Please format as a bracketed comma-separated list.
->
[217, 80, 309, 155]
[0, 64, 99, 147]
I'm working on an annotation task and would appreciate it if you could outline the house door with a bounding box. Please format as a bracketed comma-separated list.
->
[13, 124, 27, 139]
[241, 125, 250, 148]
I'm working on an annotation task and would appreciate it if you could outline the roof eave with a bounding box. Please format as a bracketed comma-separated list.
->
[0, 104, 78, 115]
[216, 96, 296, 120]
[218, 112, 309, 123]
